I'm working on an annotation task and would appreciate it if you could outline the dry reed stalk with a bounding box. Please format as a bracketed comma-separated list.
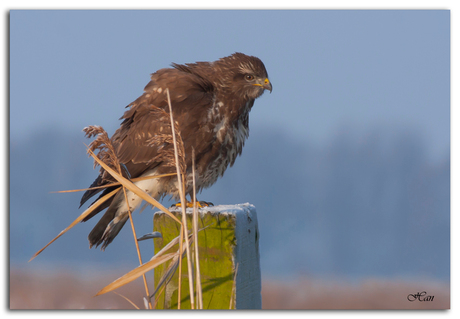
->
[85, 145, 185, 306]
[90, 128, 154, 309]
[84, 114, 191, 306]
[125, 206, 152, 309]
[177, 225, 183, 309]
[30, 147, 181, 261]
[98, 231, 196, 297]
[112, 291, 140, 309]
[166, 87, 195, 309]
[52, 173, 177, 194]
[192, 148, 203, 309]
[150, 229, 200, 295]
[32, 91, 204, 309]
[86, 148, 181, 224]
[153, 283, 166, 309]
[95, 252, 177, 296]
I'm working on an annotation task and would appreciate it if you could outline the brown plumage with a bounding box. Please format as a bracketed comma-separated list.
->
[80, 52, 272, 250]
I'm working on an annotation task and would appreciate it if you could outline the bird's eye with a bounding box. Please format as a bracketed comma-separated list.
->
[245, 74, 255, 81]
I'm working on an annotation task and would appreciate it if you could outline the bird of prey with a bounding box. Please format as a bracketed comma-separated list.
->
[80, 52, 272, 250]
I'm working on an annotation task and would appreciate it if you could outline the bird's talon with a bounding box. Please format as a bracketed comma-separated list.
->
[171, 200, 214, 208]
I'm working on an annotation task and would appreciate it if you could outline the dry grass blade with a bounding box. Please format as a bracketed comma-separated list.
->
[124, 198, 152, 309]
[150, 234, 194, 299]
[153, 282, 167, 309]
[29, 187, 119, 261]
[51, 173, 177, 194]
[31, 141, 180, 260]
[153, 234, 183, 259]
[151, 255, 180, 299]
[96, 229, 199, 297]
[112, 291, 140, 309]
[166, 87, 195, 309]
[86, 147, 181, 224]
[152, 228, 205, 259]
[95, 252, 177, 296]
[85, 126, 153, 308]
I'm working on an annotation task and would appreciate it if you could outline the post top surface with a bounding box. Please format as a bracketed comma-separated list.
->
[164, 202, 256, 216]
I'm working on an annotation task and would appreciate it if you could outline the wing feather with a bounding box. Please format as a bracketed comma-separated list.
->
[110, 68, 215, 178]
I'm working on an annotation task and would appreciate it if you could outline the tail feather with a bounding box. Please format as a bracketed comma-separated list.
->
[99, 214, 129, 250]
[88, 206, 116, 249]
[87, 191, 130, 250]
[81, 186, 118, 222]
[80, 175, 105, 208]
[83, 168, 162, 250]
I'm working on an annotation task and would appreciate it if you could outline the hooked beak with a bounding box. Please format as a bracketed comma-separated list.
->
[263, 78, 272, 93]
[254, 78, 272, 93]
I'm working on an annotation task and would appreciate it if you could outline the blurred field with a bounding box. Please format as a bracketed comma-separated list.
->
[9, 268, 449, 309]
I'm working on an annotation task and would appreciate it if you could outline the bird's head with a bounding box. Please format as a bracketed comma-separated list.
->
[219, 52, 272, 100]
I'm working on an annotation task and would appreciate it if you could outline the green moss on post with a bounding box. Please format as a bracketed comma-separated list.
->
[153, 203, 261, 309]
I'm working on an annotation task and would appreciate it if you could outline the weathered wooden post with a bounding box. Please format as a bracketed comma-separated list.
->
[153, 203, 261, 309]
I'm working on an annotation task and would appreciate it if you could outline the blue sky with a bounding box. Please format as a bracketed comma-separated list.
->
[10, 10, 450, 163]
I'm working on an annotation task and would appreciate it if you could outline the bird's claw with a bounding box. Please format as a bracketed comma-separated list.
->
[171, 201, 214, 208]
